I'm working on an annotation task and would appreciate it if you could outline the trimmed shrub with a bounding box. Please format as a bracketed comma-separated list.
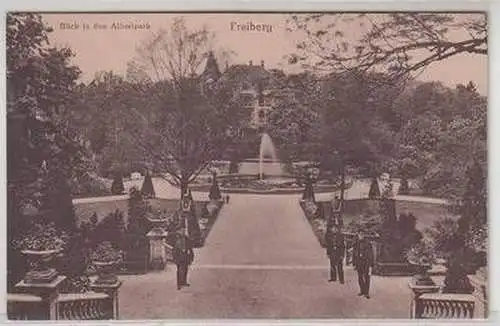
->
[368, 177, 380, 199]
[111, 173, 125, 195]
[141, 172, 155, 199]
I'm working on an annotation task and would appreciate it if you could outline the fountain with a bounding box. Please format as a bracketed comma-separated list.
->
[258, 132, 282, 179]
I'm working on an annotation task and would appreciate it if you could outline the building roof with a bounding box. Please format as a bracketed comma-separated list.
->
[201, 51, 221, 82]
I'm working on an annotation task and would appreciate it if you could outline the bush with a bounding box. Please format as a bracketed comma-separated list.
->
[71, 173, 111, 198]
[90, 210, 126, 250]
[13, 221, 68, 252]
[90, 241, 123, 263]
[303, 200, 318, 218]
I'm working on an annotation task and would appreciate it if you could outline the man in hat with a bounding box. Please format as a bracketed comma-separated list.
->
[325, 225, 345, 284]
[331, 195, 343, 227]
[173, 232, 194, 290]
[353, 232, 374, 298]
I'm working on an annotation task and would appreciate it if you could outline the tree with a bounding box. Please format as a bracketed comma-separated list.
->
[267, 72, 323, 162]
[125, 18, 240, 196]
[288, 13, 486, 83]
[7, 13, 96, 289]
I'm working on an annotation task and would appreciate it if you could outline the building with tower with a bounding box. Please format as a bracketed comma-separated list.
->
[201, 52, 275, 131]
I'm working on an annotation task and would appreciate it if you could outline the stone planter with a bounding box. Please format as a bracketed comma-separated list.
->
[408, 276, 440, 318]
[147, 217, 169, 270]
[93, 261, 119, 285]
[21, 249, 61, 284]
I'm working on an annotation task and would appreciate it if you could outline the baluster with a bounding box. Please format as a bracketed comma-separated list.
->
[89, 300, 97, 319]
[94, 299, 102, 319]
[424, 300, 430, 318]
[84, 300, 92, 319]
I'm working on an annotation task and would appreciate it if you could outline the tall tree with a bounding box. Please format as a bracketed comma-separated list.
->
[125, 18, 241, 195]
[7, 13, 92, 287]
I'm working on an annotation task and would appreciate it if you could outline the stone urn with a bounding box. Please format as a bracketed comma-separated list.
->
[21, 249, 61, 284]
[90, 242, 123, 285]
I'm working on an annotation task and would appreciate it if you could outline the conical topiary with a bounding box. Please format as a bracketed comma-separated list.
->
[111, 173, 125, 195]
[368, 177, 380, 199]
[398, 178, 410, 195]
[209, 172, 222, 201]
[141, 172, 155, 199]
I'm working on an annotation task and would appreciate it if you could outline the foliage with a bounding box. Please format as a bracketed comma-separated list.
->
[13, 221, 68, 252]
[90, 241, 123, 263]
[141, 172, 156, 199]
[287, 13, 486, 83]
[125, 18, 244, 193]
[90, 210, 127, 250]
[405, 238, 436, 266]
[303, 200, 319, 218]
[71, 172, 111, 198]
[126, 187, 151, 252]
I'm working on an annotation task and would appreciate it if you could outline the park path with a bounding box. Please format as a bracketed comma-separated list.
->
[119, 193, 411, 319]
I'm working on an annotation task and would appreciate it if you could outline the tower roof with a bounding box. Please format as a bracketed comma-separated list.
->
[202, 51, 221, 81]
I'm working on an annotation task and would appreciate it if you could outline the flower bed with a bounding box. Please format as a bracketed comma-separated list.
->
[299, 199, 329, 247]
[197, 200, 224, 247]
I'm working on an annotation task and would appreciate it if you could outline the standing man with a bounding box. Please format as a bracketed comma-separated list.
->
[325, 225, 345, 284]
[353, 232, 374, 298]
[173, 232, 194, 290]
[331, 195, 343, 227]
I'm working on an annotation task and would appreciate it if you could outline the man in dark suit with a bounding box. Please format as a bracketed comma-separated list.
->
[325, 225, 345, 284]
[353, 233, 374, 298]
[173, 233, 194, 290]
[331, 195, 343, 227]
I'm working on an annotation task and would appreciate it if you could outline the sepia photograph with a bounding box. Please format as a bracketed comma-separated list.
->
[6, 11, 488, 320]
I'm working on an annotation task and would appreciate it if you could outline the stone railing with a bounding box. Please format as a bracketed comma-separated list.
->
[8, 291, 115, 320]
[57, 292, 113, 320]
[8, 276, 121, 320]
[415, 293, 475, 319]
[7, 293, 45, 320]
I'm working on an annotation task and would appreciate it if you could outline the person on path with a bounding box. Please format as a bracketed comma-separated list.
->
[325, 225, 345, 284]
[331, 195, 343, 227]
[173, 233, 194, 290]
[353, 233, 374, 298]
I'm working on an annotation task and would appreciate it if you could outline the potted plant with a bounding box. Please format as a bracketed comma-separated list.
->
[13, 221, 68, 283]
[90, 241, 123, 285]
[405, 240, 439, 288]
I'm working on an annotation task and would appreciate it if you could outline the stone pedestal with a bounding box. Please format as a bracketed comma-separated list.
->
[469, 266, 488, 318]
[90, 281, 122, 320]
[408, 278, 440, 318]
[15, 275, 66, 320]
[147, 227, 168, 270]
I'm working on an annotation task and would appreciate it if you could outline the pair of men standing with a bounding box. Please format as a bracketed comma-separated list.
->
[325, 227, 374, 298]
[325, 195, 374, 298]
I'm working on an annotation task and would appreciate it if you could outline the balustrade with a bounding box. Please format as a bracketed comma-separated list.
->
[57, 292, 113, 320]
[7, 293, 45, 320]
[415, 293, 475, 319]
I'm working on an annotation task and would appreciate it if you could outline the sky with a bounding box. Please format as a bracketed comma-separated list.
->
[41, 13, 488, 95]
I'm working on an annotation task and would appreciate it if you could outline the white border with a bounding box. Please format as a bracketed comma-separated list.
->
[0, 1, 497, 325]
